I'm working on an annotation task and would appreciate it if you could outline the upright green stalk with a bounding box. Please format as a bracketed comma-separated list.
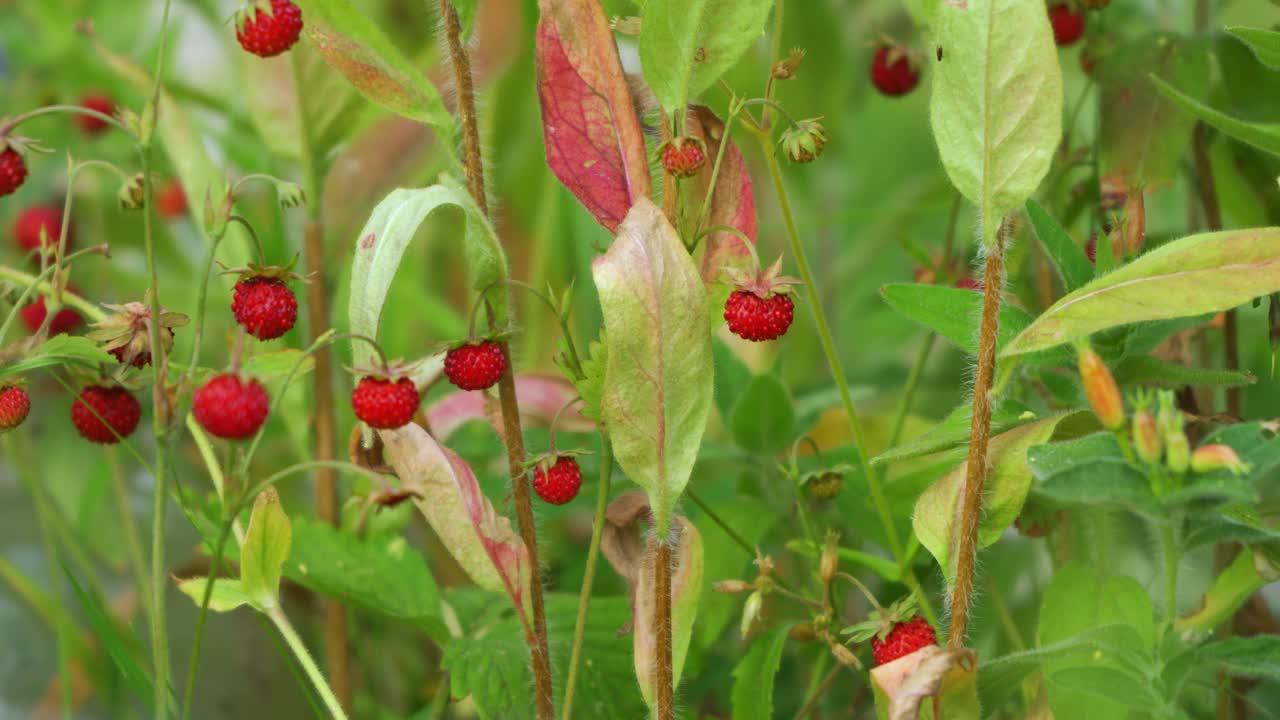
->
[1162, 519, 1180, 626]
[268, 608, 352, 720]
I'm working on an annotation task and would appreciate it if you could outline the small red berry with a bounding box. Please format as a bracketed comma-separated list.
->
[0, 386, 31, 431]
[109, 328, 175, 368]
[724, 290, 794, 342]
[954, 277, 981, 291]
[659, 138, 707, 178]
[193, 374, 270, 440]
[21, 296, 81, 335]
[1048, 4, 1086, 46]
[71, 385, 141, 444]
[236, 0, 304, 58]
[533, 456, 583, 505]
[77, 94, 116, 135]
[15, 204, 71, 254]
[870, 46, 920, 97]
[352, 376, 420, 430]
[871, 616, 937, 666]
[443, 341, 507, 391]
[0, 147, 28, 197]
[231, 276, 298, 340]
[156, 181, 187, 219]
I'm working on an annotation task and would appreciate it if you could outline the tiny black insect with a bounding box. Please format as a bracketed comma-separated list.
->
[936, 46, 943, 61]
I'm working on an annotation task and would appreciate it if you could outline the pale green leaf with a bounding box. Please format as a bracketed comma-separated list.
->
[1227, 26, 1280, 70]
[639, 0, 774, 112]
[176, 577, 253, 613]
[594, 198, 713, 535]
[880, 283, 1037, 356]
[929, 0, 1063, 246]
[1175, 548, 1266, 635]
[634, 518, 703, 712]
[1151, 75, 1280, 157]
[730, 623, 793, 720]
[239, 488, 293, 610]
[1002, 228, 1280, 356]
[1111, 355, 1255, 389]
[1197, 636, 1280, 681]
[348, 180, 508, 367]
[0, 335, 115, 378]
[1026, 199, 1094, 293]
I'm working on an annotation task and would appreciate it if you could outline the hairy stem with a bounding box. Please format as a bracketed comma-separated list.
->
[947, 224, 1007, 648]
[268, 608, 351, 720]
[561, 436, 614, 720]
[655, 539, 674, 720]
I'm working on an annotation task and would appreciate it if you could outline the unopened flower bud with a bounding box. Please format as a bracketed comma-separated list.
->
[1155, 390, 1182, 437]
[807, 471, 844, 500]
[1133, 409, 1162, 465]
[714, 580, 753, 594]
[771, 47, 806, 80]
[781, 118, 826, 164]
[830, 642, 860, 668]
[1190, 444, 1251, 476]
[740, 590, 763, 639]
[820, 532, 840, 585]
[118, 174, 146, 210]
[1166, 431, 1190, 474]
[1078, 346, 1124, 430]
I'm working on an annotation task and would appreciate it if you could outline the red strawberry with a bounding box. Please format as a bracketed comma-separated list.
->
[533, 456, 583, 505]
[0, 385, 31, 431]
[871, 616, 937, 666]
[725, 292, 795, 342]
[232, 275, 297, 340]
[156, 181, 187, 219]
[15, 204, 71, 253]
[870, 46, 920, 97]
[236, 0, 304, 58]
[443, 341, 507, 391]
[0, 147, 28, 197]
[659, 137, 707, 178]
[1048, 4, 1085, 46]
[21, 296, 82, 335]
[71, 385, 141, 444]
[193, 374, 270, 439]
[77, 94, 116, 135]
[352, 376, 420, 430]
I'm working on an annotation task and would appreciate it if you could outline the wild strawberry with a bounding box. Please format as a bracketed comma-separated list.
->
[89, 300, 187, 368]
[15, 204, 71, 253]
[1049, 4, 1085, 46]
[352, 376, 420, 430]
[193, 374, 270, 440]
[533, 456, 583, 505]
[156, 181, 187, 219]
[872, 617, 936, 666]
[232, 275, 298, 340]
[236, 0, 304, 58]
[443, 341, 507, 391]
[77, 94, 116, 135]
[0, 147, 28, 197]
[71, 385, 141, 444]
[659, 137, 707, 178]
[870, 45, 920, 97]
[0, 385, 31, 431]
[724, 256, 800, 342]
[21, 296, 81, 335]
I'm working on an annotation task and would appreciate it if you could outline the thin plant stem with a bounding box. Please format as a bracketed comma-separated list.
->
[889, 333, 937, 448]
[1162, 519, 1180, 626]
[947, 223, 1008, 648]
[0, 266, 106, 322]
[794, 665, 841, 720]
[560, 436, 614, 720]
[0, 245, 108, 342]
[267, 608, 352, 720]
[107, 448, 152, 619]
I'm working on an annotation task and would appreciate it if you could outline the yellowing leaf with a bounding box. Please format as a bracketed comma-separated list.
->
[239, 488, 293, 610]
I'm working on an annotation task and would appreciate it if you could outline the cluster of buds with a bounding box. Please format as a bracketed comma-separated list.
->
[714, 552, 778, 639]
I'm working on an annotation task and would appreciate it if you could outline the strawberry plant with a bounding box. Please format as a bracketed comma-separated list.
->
[2, 0, 1280, 719]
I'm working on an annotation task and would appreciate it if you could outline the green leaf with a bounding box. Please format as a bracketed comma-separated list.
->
[1002, 228, 1280, 356]
[348, 180, 507, 367]
[1175, 548, 1267, 635]
[1196, 636, 1280, 681]
[64, 567, 160, 712]
[1185, 506, 1280, 550]
[929, 0, 1063, 246]
[913, 413, 1078, 585]
[176, 577, 253, 613]
[291, 0, 456, 136]
[1227, 26, 1280, 71]
[871, 400, 1037, 467]
[0, 335, 116, 378]
[594, 198, 714, 535]
[638, 0, 774, 113]
[880, 283, 1038, 356]
[285, 519, 445, 638]
[1027, 433, 1162, 517]
[1026, 199, 1093, 293]
[712, 336, 753, 420]
[1048, 666, 1162, 709]
[239, 488, 293, 611]
[730, 623, 793, 720]
[1111, 355, 1255, 389]
[728, 374, 794, 454]
[1151, 75, 1280, 158]
[978, 625, 1147, 710]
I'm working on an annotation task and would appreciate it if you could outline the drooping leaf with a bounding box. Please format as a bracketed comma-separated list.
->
[1002, 228, 1280, 356]
[176, 577, 253, 614]
[239, 487, 293, 611]
[291, 0, 455, 136]
[730, 623, 793, 720]
[348, 180, 508, 367]
[1111, 355, 1255, 389]
[1227, 26, 1280, 71]
[929, 0, 1063, 246]
[594, 198, 714, 535]
[685, 105, 758, 283]
[880, 283, 1038, 356]
[913, 413, 1079, 585]
[535, 0, 652, 232]
[871, 399, 1042, 467]
[1175, 548, 1267, 635]
[1151, 76, 1280, 158]
[378, 423, 531, 625]
[1026, 199, 1093, 293]
[869, 646, 980, 720]
[285, 519, 446, 639]
[638, 0, 774, 113]
[425, 373, 593, 442]
[1196, 635, 1280, 681]
[633, 517, 704, 713]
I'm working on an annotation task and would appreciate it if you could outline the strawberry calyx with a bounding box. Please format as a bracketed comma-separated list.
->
[219, 256, 312, 284]
[87, 297, 188, 368]
[841, 595, 920, 644]
[724, 255, 802, 300]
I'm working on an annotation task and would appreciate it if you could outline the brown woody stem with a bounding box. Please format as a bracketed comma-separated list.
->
[440, 1, 554, 717]
[655, 539, 675, 720]
[947, 220, 1008, 648]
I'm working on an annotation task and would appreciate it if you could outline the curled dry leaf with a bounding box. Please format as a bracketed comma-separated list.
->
[378, 423, 532, 628]
[600, 490, 654, 613]
[684, 105, 759, 283]
[870, 645, 979, 720]
[425, 373, 593, 442]
[535, 0, 652, 232]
